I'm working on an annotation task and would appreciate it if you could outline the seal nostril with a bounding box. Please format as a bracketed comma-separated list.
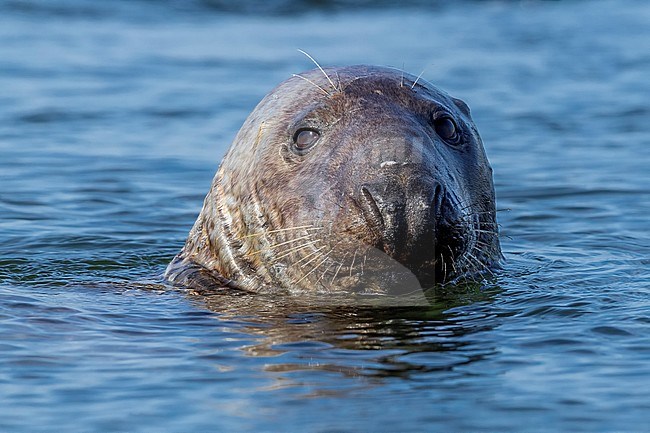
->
[360, 186, 385, 230]
[432, 182, 445, 219]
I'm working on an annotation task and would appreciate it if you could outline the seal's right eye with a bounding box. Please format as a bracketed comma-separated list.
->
[292, 128, 320, 153]
[433, 116, 461, 146]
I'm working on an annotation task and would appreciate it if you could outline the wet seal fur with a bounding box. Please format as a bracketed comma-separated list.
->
[166, 65, 501, 295]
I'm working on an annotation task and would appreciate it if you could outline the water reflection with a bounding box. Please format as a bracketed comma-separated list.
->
[188, 283, 501, 389]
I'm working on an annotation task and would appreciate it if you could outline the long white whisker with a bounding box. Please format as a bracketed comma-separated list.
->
[467, 251, 494, 276]
[245, 234, 314, 257]
[473, 229, 499, 236]
[447, 246, 459, 275]
[292, 73, 329, 96]
[411, 68, 426, 89]
[297, 49, 338, 93]
[295, 250, 334, 284]
[330, 258, 346, 285]
[349, 249, 358, 277]
[297, 246, 326, 267]
[316, 261, 335, 286]
[274, 239, 320, 260]
[241, 225, 319, 239]
[442, 252, 448, 283]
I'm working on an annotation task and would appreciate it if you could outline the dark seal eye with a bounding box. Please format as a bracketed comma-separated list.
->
[434, 116, 460, 145]
[292, 128, 320, 153]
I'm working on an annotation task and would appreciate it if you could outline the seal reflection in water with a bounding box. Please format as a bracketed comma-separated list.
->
[166, 65, 501, 295]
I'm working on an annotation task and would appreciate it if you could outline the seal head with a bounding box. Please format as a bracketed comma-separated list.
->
[166, 65, 501, 294]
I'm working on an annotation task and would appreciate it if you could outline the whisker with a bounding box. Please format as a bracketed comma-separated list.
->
[473, 229, 500, 236]
[472, 239, 494, 249]
[245, 234, 314, 257]
[475, 220, 500, 226]
[349, 249, 358, 277]
[274, 239, 320, 260]
[442, 252, 448, 283]
[297, 49, 338, 93]
[453, 201, 508, 216]
[295, 250, 334, 284]
[459, 210, 498, 218]
[455, 201, 482, 212]
[297, 246, 326, 267]
[466, 251, 494, 276]
[310, 234, 354, 286]
[291, 74, 331, 96]
[315, 261, 335, 286]
[410, 67, 427, 90]
[447, 245, 459, 275]
[454, 198, 506, 216]
[240, 225, 319, 239]
[292, 73, 329, 96]
[330, 257, 346, 285]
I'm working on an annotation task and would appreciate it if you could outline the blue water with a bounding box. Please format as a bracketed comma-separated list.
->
[1, 0, 649, 431]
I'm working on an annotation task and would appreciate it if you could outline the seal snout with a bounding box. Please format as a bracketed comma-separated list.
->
[357, 179, 446, 263]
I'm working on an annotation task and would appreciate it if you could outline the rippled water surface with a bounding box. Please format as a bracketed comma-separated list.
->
[1, 0, 649, 431]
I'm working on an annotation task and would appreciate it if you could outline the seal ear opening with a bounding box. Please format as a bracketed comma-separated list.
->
[452, 98, 471, 116]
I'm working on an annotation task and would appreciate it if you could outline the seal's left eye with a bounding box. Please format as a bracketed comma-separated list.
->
[434, 117, 460, 145]
[293, 128, 320, 152]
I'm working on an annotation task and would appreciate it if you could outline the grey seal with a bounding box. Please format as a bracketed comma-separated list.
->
[165, 65, 501, 295]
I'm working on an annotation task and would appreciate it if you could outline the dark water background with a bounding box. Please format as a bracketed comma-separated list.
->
[1, 0, 649, 431]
